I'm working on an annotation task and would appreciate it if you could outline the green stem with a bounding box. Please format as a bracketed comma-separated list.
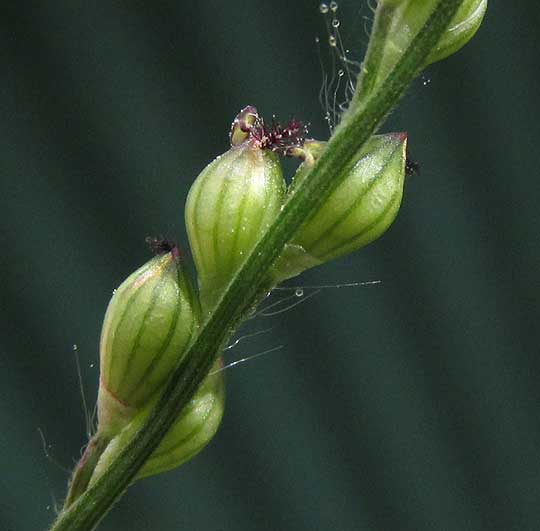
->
[50, 2, 465, 529]
[351, 2, 395, 107]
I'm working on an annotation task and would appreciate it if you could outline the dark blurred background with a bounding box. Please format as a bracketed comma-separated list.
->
[2, 2, 540, 530]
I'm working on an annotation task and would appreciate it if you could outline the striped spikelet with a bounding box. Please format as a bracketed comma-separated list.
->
[96, 247, 199, 438]
[185, 122, 286, 312]
[92, 359, 225, 483]
[366, 0, 487, 93]
[272, 133, 407, 281]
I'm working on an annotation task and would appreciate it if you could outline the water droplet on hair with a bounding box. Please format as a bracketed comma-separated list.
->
[328, 35, 337, 47]
[319, 3, 329, 14]
[295, 288, 304, 297]
[332, 18, 340, 28]
[330, 1, 338, 12]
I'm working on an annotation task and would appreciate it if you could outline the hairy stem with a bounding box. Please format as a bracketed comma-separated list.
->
[50, 2, 465, 529]
[351, 2, 396, 106]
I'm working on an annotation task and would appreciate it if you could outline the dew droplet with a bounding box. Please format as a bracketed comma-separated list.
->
[330, 1, 338, 12]
[72, 344, 78, 351]
[89, 363, 95, 368]
[315, 36, 320, 43]
[328, 35, 337, 47]
[338, 69, 344, 77]
[319, 3, 329, 14]
[295, 288, 304, 298]
[332, 18, 340, 28]
[112, 288, 117, 294]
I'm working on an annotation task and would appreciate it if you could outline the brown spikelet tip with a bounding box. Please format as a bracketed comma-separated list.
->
[145, 236, 181, 258]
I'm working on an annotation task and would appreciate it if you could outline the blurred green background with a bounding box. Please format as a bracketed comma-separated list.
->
[2, 2, 540, 530]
